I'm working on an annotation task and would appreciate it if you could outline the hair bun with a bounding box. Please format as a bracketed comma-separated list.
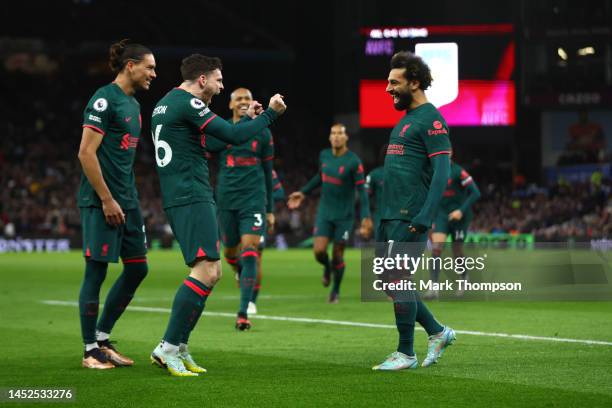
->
[109, 39, 130, 72]
[108, 39, 151, 74]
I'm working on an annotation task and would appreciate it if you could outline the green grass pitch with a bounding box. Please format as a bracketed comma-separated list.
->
[1, 249, 612, 407]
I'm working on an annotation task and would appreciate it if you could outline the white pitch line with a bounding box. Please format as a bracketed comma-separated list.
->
[41, 300, 612, 346]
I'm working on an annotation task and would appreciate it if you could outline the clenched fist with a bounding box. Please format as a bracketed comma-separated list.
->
[269, 94, 287, 115]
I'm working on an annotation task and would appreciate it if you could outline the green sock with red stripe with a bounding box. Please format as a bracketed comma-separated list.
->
[97, 258, 148, 334]
[181, 277, 213, 344]
[79, 260, 108, 344]
[416, 300, 444, 336]
[163, 276, 211, 346]
[238, 248, 258, 317]
[251, 282, 261, 304]
[225, 256, 242, 276]
[395, 300, 417, 356]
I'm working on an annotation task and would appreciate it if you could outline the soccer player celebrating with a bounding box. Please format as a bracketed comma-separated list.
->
[206, 87, 275, 330]
[77, 40, 156, 369]
[372, 51, 456, 371]
[424, 160, 481, 299]
[150, 55, 286, 376]
[250, 169, 286, 315]
[287, 124, 372, 303]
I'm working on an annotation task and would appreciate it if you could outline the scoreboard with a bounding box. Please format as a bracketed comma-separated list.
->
[359, 24, 516, 128]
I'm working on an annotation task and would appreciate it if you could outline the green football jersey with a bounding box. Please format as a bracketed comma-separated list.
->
[438, 162, 475, 215]
[207, 120, 274, 211]
[301, 149, 369, 220]
[365, 166, 384, 219]
[151, 88, 278, 209]
[381, 102, 452, 221]
[272, 169, 286, 202]
[78, 83, 142, 209]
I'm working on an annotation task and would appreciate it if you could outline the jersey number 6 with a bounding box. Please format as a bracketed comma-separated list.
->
[152, 124, 173, 167]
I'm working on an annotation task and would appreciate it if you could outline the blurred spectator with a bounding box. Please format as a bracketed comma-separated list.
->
[1, 70, 610, 243]
[557, 111, 608, 165]
[471, 178, 612, 241]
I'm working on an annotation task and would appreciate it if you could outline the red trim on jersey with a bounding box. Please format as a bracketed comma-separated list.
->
[428, 150, 452, 158]
[263, 155, 274, 161]
[235, 157, 259, 166]
[183, 279, 210, 297]
[241, 250, 259, 258]
[83, 125, 106, 136]
[335, 262, 346, 269]
[273, 182, 282, 190]
[199, 114, 218, 132]
[355, 179, 365, 185]
[322, 173, 343, 185]
[225, 257, 238, 265]
[123, 257, 147, 264]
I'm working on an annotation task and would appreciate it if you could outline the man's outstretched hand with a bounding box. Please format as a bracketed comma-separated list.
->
[287, 191, 305, 210]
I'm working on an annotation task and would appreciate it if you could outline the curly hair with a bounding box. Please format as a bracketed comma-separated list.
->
[390, 51, 433, 90]
[180, 54, 223, 81]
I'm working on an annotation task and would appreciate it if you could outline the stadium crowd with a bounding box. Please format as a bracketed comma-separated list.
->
[471, 179, 611, 241]
[3, 129, 610, 243]
[1, 74, 610, 243]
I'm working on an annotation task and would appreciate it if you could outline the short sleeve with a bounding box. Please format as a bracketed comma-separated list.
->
[353, 157, 365, 186]
[183, 96, 218, 132]
[365, 173, 374, 193]
[420, 118, 452, 158]
[261, 129, 274, 162]
[459, 168, 473, 187]
[82, 90, 111, 135]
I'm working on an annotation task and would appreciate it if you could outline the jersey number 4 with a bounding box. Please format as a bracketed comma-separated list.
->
[152, 124, 173, 167]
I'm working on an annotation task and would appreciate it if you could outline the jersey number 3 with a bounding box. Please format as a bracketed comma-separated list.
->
[152, 124, 173, 167]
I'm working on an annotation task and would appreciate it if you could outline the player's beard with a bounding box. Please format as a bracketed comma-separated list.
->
[393, 90, 413, 111]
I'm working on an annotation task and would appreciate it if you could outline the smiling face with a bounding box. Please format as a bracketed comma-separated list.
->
[127, 53, 156, 91]
[385, 68, 415, 111]
[229, 88, 253, 118]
